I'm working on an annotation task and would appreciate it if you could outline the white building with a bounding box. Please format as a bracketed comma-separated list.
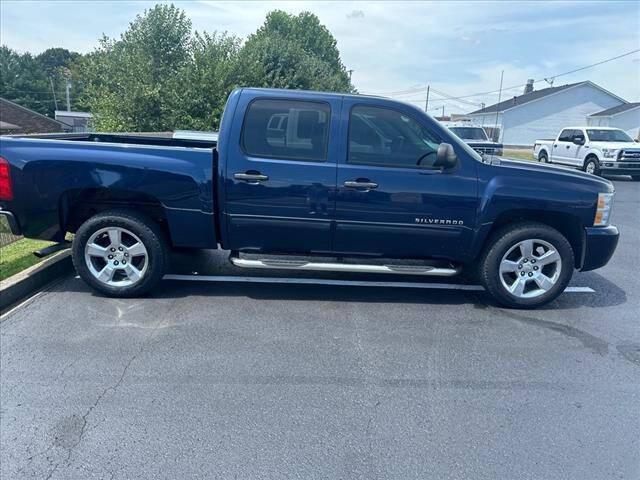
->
[55, 110, 93, 132]
[587, 103, 640, 140]
[467, 81, 627, 146]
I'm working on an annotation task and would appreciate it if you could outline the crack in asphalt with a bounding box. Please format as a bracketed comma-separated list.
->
[39, 299, 177, 480]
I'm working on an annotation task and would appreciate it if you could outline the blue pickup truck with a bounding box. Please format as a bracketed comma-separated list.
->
[0, 88, 619, 307]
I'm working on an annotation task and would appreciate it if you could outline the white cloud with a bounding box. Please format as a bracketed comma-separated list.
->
[2, 0, 638, 109]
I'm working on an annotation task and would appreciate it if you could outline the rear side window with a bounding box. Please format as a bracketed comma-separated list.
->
[558, 129, 573, 142]
[241, 99, 330, 162]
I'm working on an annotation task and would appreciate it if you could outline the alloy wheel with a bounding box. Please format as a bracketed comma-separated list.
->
[499, 238, 562, 298]
[84, 227, 148, 287]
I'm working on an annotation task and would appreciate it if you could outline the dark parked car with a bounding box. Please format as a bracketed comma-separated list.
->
[0, 88, 619, 307]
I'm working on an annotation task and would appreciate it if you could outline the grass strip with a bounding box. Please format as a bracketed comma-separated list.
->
[0, 238, 55, 281]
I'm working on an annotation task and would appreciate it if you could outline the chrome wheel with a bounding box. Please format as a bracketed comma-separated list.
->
[539, 155, 547, 163]
[585, 161, 596, 174]
[499, 239, 562, 299]
[84, 227, 148, 287]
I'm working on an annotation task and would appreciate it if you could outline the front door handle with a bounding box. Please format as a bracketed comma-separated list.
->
[344, 180, 378, 190]
[566, 145, 570, 149]
[234, 172, 269, 183]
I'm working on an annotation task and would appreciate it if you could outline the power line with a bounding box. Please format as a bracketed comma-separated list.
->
[362, 48, 640, 100]
[429, 87, 483, 107]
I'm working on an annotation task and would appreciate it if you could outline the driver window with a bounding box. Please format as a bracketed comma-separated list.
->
[348, 105, 441, 168]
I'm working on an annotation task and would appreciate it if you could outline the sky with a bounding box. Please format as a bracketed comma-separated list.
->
[1, 0, 639, 114]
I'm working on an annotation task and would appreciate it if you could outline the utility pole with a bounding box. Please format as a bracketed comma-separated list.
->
[442, 105, 445, 118]
[493, 70, 504, 142]
[65, 78, 71, 112]
[49, 77, 58, 111]
[347, 69, 353, 82]
[425, 85, 430, 112]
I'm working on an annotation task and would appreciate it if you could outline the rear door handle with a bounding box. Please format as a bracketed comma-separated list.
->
[344, 180, 378, 190]
[234, 172, 269, 183]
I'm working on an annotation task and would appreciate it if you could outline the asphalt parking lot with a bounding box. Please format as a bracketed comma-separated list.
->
[1, 177, 639, 480]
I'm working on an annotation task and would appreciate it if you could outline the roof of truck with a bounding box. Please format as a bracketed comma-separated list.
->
[243, 87, 382, 101]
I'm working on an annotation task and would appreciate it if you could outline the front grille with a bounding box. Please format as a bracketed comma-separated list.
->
[620, 149, 640, 161]
[473, 147, 495, 155]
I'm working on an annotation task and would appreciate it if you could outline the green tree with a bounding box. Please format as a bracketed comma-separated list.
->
[74, 5, 354, 131]
[179, 32, 241, 130]
[37, 48, 83, 113]
[236, 10, 354, 93]
[78, 4, 194, 131]
[0, 46, 84, 116]
[0, 46, 52, 115]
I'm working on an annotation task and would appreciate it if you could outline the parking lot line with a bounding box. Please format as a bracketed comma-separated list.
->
[162, 274, 595, 293]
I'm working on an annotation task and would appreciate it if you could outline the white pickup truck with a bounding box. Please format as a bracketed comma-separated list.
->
[534, 127, 640, 180]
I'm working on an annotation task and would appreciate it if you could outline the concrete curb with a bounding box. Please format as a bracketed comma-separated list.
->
[0, 249, 73, 313]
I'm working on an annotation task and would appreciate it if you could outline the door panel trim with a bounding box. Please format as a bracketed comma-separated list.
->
[227, 213, 331, 223]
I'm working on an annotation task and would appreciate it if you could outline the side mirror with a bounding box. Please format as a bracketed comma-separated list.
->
[435, 143, 458, 170]
[572, 136, 585, 145]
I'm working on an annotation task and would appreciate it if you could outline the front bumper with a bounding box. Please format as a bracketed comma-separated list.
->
[0, 210, 21, 235]
[599, 161, 640, 176]
[581, 225, 619, 271]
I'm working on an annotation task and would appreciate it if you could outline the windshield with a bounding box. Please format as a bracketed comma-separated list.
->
[587, 129, 633, 142]
[449, 127, 489, 141]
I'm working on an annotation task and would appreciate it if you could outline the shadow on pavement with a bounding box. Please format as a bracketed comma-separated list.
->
[58, 268, 627, 311]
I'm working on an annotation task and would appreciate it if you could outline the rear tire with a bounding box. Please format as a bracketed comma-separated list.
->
[72, 210, 169, 297]
[479, 222, 574, 308]
[538, 152, 548, 163]
[583, 156, 600, 176]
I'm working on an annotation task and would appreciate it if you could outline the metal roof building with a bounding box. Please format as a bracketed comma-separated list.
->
[587, 102, 640, 140]
[466, 81, 628, 146]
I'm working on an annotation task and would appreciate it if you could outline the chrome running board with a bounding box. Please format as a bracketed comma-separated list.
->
[229, 257, 460, 277]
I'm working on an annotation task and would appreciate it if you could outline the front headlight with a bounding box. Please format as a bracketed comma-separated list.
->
[593, 192, 614, 226]
[602, 149, 618, 158]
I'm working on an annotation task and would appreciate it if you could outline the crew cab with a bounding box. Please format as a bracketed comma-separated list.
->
[445, 124, 503, 157]
[534, 127, 640, 180]
[0, 88, 620, 308]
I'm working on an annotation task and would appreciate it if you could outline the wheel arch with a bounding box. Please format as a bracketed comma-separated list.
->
[583, 152, 600, 166]
[59, 188, 173, 245]
[475, 210, 585, 269]
[537, 148, 549, 160]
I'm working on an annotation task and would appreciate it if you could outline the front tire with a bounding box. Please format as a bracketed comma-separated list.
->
[583, 156, 600, 176]
[479, 222, 574, 308]
[72, 210, 169, 297]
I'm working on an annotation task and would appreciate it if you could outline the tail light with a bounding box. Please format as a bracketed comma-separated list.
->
[0, 156, 13, 201]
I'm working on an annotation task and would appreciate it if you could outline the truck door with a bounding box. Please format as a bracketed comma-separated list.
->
[554, 128, 574, 164]
[224, 95, 339, 254]
[332, 99, 478, 259]
[567, 129, 587, 166]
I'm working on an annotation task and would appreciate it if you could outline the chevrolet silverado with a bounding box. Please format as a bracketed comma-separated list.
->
[0, 88, 620, 307]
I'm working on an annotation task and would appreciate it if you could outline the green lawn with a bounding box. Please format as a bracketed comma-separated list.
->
[503, 149, 535, 161]
[0, 238, 54, 281]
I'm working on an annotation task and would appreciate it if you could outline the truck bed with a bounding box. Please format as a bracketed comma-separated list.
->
[0, 134, 218, 248]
